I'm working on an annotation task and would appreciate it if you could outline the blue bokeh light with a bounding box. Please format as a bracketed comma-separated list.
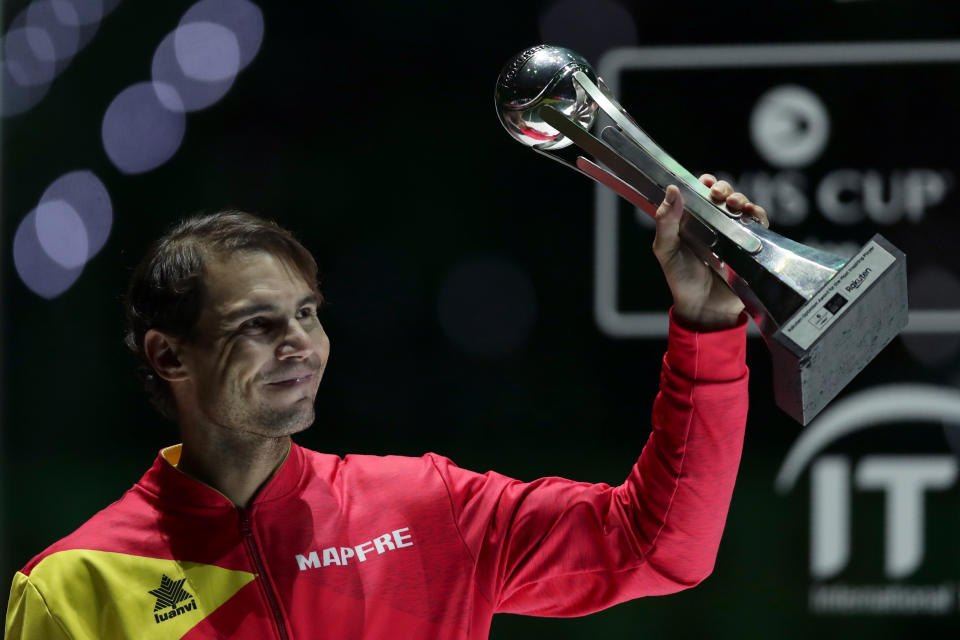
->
[101, 81, 186, 174]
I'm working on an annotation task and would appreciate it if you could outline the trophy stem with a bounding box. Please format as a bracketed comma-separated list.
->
[575, 156, 658, 220]
[569, 71, 715, 203]
[538, 103, 848, 332]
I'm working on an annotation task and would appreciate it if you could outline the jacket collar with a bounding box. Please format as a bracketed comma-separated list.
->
[137, 440, 306, 510]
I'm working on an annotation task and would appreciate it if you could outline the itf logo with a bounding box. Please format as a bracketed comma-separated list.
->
[775, 384, 960, 614]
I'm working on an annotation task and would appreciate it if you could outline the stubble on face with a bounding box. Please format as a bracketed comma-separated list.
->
[215, 364, 321, 437]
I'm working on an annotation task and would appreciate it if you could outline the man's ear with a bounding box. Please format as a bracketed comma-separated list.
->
[143, 329, 189, 382]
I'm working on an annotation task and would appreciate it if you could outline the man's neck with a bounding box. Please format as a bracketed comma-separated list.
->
[176, 424, 292, 509]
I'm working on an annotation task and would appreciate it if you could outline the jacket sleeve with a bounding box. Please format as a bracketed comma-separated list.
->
[429, 312, 749, 617]
[5, 572, 73, 640]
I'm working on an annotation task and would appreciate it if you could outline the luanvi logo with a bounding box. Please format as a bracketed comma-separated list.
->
[149, 574, 198, 624]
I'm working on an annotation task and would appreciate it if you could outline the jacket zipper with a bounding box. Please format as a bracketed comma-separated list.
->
[239, 509, 290, 640]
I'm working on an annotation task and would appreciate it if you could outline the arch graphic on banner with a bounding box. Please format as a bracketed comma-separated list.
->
[775, 383, 960, 493]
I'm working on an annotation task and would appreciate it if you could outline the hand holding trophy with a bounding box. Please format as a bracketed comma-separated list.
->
[495, 45, 908, 425]
[653, 174, 770, 333]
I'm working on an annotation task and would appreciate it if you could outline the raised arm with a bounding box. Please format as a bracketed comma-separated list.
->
[431, 176, 759, 616]
[431, 312, 748, 616]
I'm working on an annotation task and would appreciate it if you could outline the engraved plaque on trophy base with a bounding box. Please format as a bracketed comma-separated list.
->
[768, 235, 908, 425]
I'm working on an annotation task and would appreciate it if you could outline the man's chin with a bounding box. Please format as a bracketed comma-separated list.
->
[240, 401, 315, 437]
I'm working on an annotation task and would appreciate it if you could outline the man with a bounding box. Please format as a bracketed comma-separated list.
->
[5, 176, 766, 639]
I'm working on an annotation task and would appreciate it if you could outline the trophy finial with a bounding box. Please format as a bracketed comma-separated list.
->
[495, 45, 599, 150]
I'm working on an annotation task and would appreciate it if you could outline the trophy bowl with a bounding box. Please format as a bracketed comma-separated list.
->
[495, 44, 600, 150]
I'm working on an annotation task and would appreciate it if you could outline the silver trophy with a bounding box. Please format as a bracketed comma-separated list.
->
[495, 45, 908, 425]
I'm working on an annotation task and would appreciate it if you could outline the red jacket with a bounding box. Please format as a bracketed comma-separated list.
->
[5, 317, 749, 639]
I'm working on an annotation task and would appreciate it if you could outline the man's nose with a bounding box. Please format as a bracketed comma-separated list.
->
[276, 318, 314, 359]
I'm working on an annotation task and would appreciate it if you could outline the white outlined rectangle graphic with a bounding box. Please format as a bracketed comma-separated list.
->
[594, 41, 960, 338]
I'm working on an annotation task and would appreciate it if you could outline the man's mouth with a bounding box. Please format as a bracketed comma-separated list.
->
[267, 374, 314, 387]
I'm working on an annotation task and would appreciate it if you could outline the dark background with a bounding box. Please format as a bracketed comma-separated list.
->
[4, 1, 960, 637]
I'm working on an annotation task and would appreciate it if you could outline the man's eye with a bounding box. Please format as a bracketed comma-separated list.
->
[297, 307, 317, 320]
[241, 317, 269, 332]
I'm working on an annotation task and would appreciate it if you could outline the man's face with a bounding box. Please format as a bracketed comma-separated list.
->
[174, 250, 329, 437]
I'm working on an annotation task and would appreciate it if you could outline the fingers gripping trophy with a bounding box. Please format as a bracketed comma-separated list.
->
[494, 45, 908, 425]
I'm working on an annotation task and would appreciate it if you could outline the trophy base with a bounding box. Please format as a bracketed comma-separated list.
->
[767, 234, 908, 425]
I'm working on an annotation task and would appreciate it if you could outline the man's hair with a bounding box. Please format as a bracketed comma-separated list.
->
[123, 210, 321, 421]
